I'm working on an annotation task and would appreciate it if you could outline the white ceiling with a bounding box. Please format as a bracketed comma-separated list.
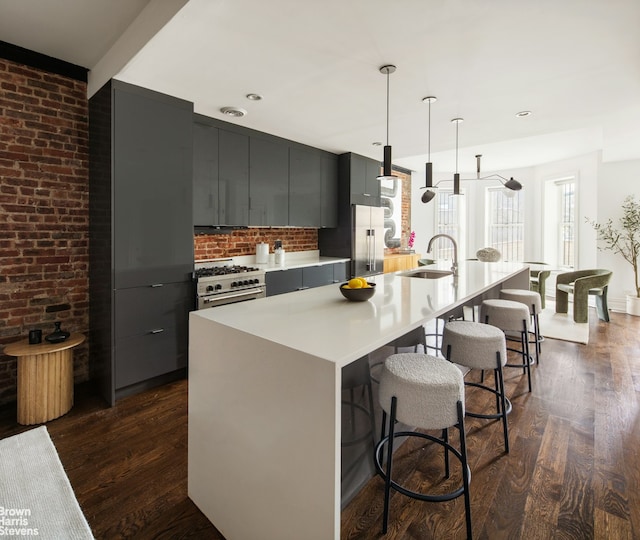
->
[2, 0, 639, 175]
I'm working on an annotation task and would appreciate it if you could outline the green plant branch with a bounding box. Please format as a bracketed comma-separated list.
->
[586, 195, 640, 298]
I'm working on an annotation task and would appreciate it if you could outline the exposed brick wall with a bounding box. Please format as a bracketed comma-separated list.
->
[195, 228, 318, 260]
[0, 58, 89, 405]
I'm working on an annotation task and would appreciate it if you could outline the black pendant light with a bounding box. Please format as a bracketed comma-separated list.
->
[476, 154, 523, 191]
[452, 118, 463, 195]
[421, 119, 523, 205]
[377, 65, 398, 181]
[421, 96, 437, 203]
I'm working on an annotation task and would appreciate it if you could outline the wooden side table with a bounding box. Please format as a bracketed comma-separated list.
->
[4, 333, 85, 425]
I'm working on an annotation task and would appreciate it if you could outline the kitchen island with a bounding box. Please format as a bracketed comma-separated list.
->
[188, 261, 529, 540]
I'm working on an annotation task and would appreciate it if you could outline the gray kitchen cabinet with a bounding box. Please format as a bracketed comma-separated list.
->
[192, 114, 338, 227]
[114, 283, 192, 339]
[115, 328, 187, 389]
[192, 115, 250, 226]
[266, 268, 303, 296]
[219, 128, 250, 226]
[113, 83, 193, 289]
[302, 265, 334, 288]
[332, 261, 349, 283]
[265, 262, 347, 297]
[249, 135, 289, 226]
[321, 153, 339, 227]
[318, 153, 382, 261]
[289, 146, 321, 227]
[89, 80, 194, 405]
[349, 153, 382, 206]
[289, 146, 338, 228]
[193, 121, 219, 225]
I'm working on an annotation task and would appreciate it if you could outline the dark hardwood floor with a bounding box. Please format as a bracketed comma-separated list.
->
[1, 308, 638, 539]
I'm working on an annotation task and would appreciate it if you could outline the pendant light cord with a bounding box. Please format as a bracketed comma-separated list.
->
[385, 71, 390, 146]
[455, 119, 459, 174]
[428, 100, 431, 161]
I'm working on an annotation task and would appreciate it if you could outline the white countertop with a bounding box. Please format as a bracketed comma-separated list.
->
[196, 250, 349, 272]
[192, 260, 528, 367]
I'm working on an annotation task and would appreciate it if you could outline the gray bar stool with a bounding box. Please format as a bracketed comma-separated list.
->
[375, 353, 472, 538]
[480, 299, 533, 392]
[442, 320, 511, 453]
[369, 325, 427, 384]
[499, 288, 543, 365]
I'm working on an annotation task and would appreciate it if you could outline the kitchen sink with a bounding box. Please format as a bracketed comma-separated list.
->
[402, 269, 454, 279]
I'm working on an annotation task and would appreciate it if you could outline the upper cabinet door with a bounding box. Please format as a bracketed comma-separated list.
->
[113, 86, 193, 288]
[349, 153, 381, 207]
[320, 153, 338, 227]
[289, 146, 321, 226]
[193, 122, 219, 226]
[365, 158, 382, 201]
[219, 129, 249, 226]
[249, 136, 289, 226]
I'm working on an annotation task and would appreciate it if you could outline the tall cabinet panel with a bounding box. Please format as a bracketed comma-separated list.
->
[249, 135, 289, 226]
[219, 129, 249, 225]
[193, 121, 219, 225]
[90, 80, 194, 405]
[113, 88, 193, 288]
[289, 146, 321, 227]
[321, 152, 338, 227]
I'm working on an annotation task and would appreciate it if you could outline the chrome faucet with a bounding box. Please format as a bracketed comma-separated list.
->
[426, 234, 458, 275]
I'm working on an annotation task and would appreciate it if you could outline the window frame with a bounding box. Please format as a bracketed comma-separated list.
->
[484, 186, 525, 262]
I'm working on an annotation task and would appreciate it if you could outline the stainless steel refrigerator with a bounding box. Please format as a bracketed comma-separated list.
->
[352, 205, 384, 277]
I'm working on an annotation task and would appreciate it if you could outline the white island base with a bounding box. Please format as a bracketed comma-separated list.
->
[188, 262, 529, 540]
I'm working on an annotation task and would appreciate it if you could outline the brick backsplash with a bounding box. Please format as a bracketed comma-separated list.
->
[195, 228, 319, 260]
[0, 58, 89, 405]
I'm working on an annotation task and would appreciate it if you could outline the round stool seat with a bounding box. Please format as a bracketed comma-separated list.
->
[379, 353, 464, 430]
[441, 320, 507, 370]
[500, 288, 542, 314]
[480, 298, 530, 332]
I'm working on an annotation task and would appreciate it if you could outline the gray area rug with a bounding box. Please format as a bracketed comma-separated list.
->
[0, 426, 94, 539]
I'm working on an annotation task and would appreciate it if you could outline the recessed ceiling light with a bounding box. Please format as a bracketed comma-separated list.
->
[246, 93, 263, 101]
[220, 107, 247, 118]
[516, 110, 532, 117]
[372, 141, 382, 146]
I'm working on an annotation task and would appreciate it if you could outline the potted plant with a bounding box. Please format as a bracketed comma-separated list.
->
[587, 195, 640, 315]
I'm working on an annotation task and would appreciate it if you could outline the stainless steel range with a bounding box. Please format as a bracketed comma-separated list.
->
[195, 262, 266, 309]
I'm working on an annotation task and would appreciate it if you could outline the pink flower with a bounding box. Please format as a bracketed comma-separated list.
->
[408, 231, 415, 248]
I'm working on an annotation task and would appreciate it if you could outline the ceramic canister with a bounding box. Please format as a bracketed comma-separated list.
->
[256, 242, 269, 264]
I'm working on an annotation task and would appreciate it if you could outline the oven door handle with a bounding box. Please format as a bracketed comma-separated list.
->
[203, 287, 264, 304]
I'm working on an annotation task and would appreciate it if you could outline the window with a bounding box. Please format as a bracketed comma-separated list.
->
[486, 188, 524, 262]
[557, 179, 576, 268]
[542, 175, 578, 268]
[432, 190, 464, 260]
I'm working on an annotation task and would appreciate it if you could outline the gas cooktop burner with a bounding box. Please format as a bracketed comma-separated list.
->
[195, 265, 261, 278]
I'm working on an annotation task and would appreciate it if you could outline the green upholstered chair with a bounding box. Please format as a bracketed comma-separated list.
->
[555, 269, 612, 323]
[529, 269, 551, 309]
